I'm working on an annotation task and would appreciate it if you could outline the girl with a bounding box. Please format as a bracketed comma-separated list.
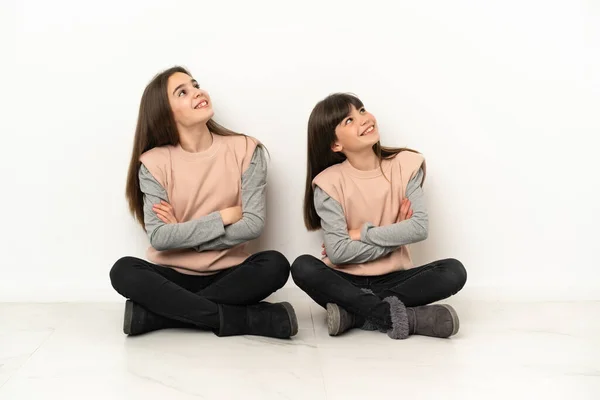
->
[291, 93, 467, 339]
[110, 66, 297, 339]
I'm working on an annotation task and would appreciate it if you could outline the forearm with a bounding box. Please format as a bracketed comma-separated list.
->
[194, 216, 261, 251]
[360, 218, 428, 247]
[150, 212, 226, 251]
[325, 232, 396, 265]
[360, 168, 428, 247]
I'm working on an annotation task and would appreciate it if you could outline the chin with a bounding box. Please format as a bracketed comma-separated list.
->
[205, 108, 215, 119]
[196, 109, 215, 123]
[368, 133, 380, 145]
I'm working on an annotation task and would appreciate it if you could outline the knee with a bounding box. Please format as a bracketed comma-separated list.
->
[444, 258, 467, 293]
[109, 256, 138, 294]
[291, 254, 321, 286]
[257, 250, 290, 287]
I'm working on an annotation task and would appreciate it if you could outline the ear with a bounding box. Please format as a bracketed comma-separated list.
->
[331, 142, 343, 153]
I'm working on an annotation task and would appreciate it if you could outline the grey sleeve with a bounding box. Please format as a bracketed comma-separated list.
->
[360, 168, 428, 247]
[139, 165, 226, 251]
[194, 147, 267, 251]
[315, 186, 396, 265]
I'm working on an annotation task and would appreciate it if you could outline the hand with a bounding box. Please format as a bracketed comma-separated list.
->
[220, 206, 243, 226]
[153, 201, 178, 224]
[400, 198, 413, 221]
[321, 243, 327, 258]
[348, 229, 361, 241]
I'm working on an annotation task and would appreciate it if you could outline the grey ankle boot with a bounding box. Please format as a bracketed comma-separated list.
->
[328, 298, 460, 339]
[407, 304, 459, 338]
[383, 298, 460, 339]
[326, 304, 355, 336]
[326, 303, 379, 336]
[325, 297, 407, 339]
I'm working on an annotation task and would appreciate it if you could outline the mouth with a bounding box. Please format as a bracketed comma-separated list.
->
[194, 100, 209, 109]
[360, 125, 375, 136]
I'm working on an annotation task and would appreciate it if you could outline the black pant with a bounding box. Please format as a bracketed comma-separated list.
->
[291, 255, 467, 328]
[110, 251, 290, 330]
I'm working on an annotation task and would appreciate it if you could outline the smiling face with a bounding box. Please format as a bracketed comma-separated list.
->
[331, 104, 380, 154]
[166, 72, 214, 130]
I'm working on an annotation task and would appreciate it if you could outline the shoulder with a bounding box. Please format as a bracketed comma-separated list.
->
[221, 134, 259, 154]
[139, 146, 172, 188]
[140, 146, 171, 167]
[220, 134, 261, 172]
[393, 150, 425, 169]
[313, 163, 344, 188]
[392, 150, 426, 183]
[313, 163, 346, 202]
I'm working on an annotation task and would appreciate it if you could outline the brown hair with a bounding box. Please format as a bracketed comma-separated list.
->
[303, 93, 419, 231]
[125, 66, 258, 228]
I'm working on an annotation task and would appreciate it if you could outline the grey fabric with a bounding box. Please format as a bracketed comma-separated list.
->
[383, 296, 410, 340]
[360, 168, 428, 247]
[314, 187, 396, 265]
[139, 147, 267, 252]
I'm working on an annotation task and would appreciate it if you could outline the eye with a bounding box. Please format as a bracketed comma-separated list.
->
[193, 82, 200, 89]
[178, 90, 186, 97]
[359, 108, 366, 114]
[344, 117, 353, 125]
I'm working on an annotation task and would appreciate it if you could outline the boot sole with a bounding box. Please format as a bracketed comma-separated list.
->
[123, 300, 134, 335]
[280, 302, 299, 337]
[440, 304, 460, 336]
[326, 303, 342, 336]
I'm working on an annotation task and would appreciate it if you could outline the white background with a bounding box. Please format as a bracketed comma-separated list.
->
[2, 0, 599, 301]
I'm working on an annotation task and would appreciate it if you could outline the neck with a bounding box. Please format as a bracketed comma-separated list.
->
[345, 148, 379, 171]
[178, 123, 213, 153]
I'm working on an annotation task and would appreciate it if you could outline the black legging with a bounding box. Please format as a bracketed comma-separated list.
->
[110, 250, 290, 330]
[291, 255, 467, 327]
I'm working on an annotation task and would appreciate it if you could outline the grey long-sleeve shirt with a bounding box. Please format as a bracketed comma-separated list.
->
[139, 147, 267, 252]
[315, 168, 427, 265]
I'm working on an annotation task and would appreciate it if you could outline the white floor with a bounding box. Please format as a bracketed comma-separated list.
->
[1, 288, 599, 400]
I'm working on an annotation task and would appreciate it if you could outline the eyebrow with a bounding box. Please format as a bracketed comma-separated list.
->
[172, 79, 198, 95]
